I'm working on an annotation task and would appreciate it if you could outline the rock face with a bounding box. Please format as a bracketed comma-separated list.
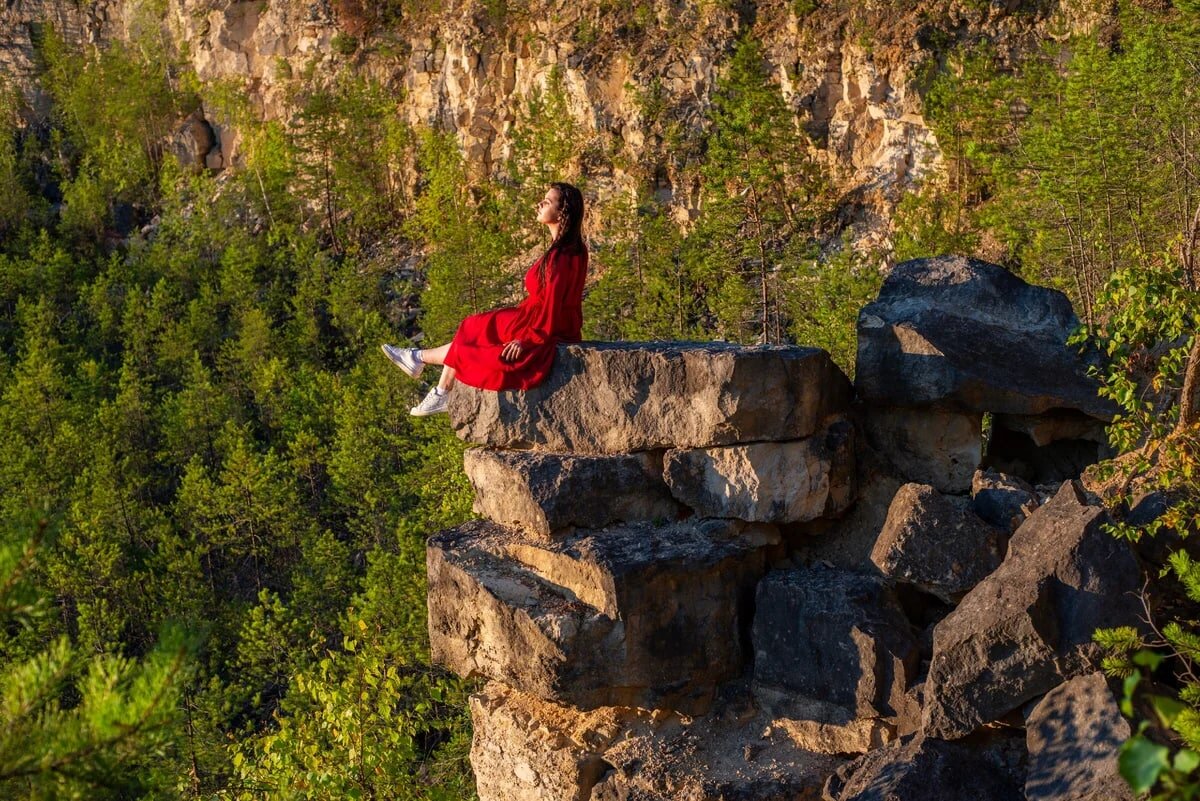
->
[428, 518, 777, 713]
[463, 448, 680, 537]
[469, 682, 618, 801]
[856, 256, 1114, 420]
[824, 735, 1025, 801]
[863, 406, 982, 493]
[663, 418, 856, 524]
[448, 343, 852, 453]
[870, 482, 1006, 603]
[5, 2, 1098, 249]
[1024, 673, 1132, 801]
[752, 567, 918, 725]
[921, 481, 1142, 740]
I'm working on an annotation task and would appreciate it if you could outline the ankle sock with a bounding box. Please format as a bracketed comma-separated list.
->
[433, 387, 446, 396]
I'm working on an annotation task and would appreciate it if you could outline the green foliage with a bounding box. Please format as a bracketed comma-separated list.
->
[691, 37, 829, 343]
[0, 523, 194, 800]
[783, 237, 883, 377]
[1082, 263, 1200, 799]
[290, 70, 415, 253]
[914, 6, 1200, 315]
[406, 131, 515, 342]
[0, 29, 476, 798]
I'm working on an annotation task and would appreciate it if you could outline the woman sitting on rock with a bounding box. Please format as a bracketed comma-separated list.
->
[382, 181, 588, 416]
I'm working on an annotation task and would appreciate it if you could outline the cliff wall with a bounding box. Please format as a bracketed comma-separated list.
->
[1, 0, 1113, 247]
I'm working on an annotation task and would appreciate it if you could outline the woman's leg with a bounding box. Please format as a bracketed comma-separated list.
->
[438, 366, 457, 392]
[416, 344, 457, 391]
[419, 343, 451, 365]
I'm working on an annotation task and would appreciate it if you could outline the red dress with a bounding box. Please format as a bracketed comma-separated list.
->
[443, 247, 587, 391]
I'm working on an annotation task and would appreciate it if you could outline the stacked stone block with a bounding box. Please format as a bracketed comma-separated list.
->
[427, 343, 860, 799]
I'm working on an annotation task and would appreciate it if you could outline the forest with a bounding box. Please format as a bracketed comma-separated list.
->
[0, 0, 1199, 797]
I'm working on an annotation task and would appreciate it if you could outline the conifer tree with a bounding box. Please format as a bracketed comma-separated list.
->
[692, 37, 827, 343]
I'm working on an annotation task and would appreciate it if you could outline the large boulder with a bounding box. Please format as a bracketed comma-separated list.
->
[823, 735, 1024, 801]
[863, 405, 981, 493]
[1024, 672, 1133, 801]
[921, 481, 1142, 739]
[855, 256, 1114, 419]
[428, 518, 777, 713]
[464, 448, 681, 537]
[448, 342, 852, 454]
[870, 483, 1007, 603]
[752, 567, 919, 725]
[663, 418, 856, 523]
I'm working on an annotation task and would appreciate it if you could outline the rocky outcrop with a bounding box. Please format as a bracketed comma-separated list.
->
[971, 468, 1039, 532]
[862, 405, 982, 493]
[752, 567, 918, 727]
[856, 256, 1116, 490]
[5, 1, 1105, 247]
[429, 263, 1143, 799]
[428, 517, 777, 713]
[921, 481, 1142, 740]
[470, 680, 844, 801]
[448, 342, 852, 453]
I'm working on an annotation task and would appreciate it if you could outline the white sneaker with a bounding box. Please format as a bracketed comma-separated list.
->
[381, 344, 423, 378]
[410, 387, 448, 417]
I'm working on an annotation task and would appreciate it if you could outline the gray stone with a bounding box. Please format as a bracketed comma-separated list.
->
[663, 418, 856, 523]
[863, 405, 981, 493]
[1025, 673, 1133, 801]
[427, 518, 777, 713]
[971, 468, 1038, 532]
[752, 567, 919, 724]
[871, 483, 1006, 603]
[921, 481, 1142, 740]
[448, 342, 852, 454]
[464, 448, 681, 537]
[823, 735, 1024, 801]
[855, 256, 1115, 419]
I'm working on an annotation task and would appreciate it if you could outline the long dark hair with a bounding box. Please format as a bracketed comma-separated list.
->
[539, 181, 586, 282]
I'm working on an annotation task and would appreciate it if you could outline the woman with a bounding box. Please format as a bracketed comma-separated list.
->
[382, 182, 588, 416]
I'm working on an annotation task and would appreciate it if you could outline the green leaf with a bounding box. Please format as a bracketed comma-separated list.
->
[1173, 749, 1200, 775]
[1151, 694, 1187, 727]
[1119, 734, 1170, 794]
[1122, 672, 1142, 718]
[1134, 650, 1166, 671]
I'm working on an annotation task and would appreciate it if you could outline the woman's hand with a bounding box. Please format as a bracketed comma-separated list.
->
[500, 339, 524, 363]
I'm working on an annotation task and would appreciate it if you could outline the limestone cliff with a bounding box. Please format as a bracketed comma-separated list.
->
[1, 0, 1117, 248]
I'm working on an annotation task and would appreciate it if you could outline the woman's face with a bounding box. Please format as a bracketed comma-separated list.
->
[535, 187, 562, 226]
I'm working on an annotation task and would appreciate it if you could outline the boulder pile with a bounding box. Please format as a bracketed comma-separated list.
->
[427, 257, 1144, 801]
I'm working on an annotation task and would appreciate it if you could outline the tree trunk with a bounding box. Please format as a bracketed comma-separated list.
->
[1178, 335, 1200, 432]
